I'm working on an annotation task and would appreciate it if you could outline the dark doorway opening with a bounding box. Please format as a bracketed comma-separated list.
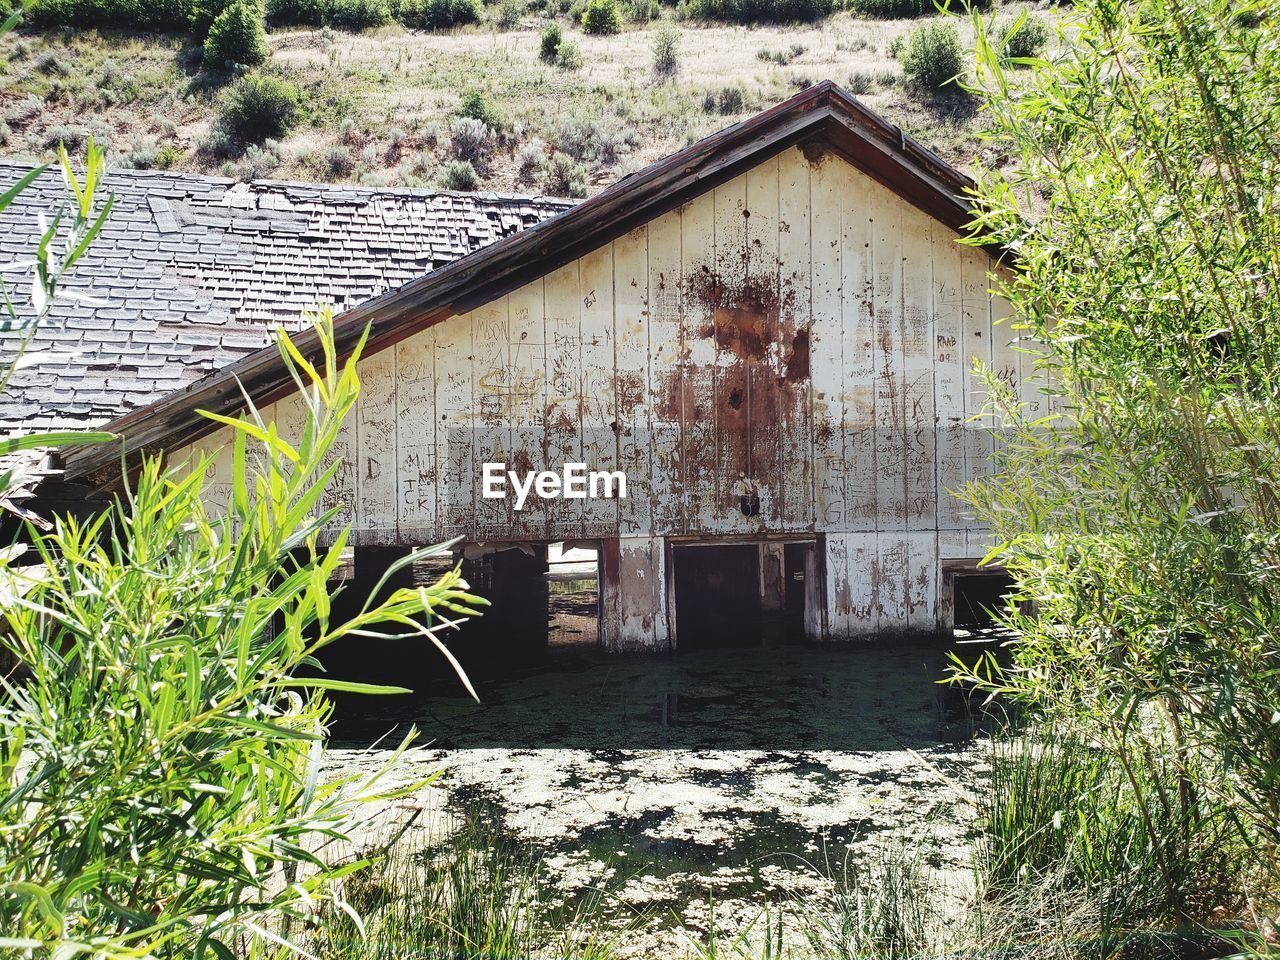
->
[672, 541, 812, 648]
[673, 543, 760, 648]
[952, 572, 1015, 628]
[783, 542, 810, 637]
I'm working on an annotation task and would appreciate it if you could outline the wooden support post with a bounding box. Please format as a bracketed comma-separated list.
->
[805, 537, 825, 641]
[599, 536, 670, 653]
[760, 542, 785, 612]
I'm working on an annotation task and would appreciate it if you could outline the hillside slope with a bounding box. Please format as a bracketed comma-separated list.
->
[0, 11, 1018, 196]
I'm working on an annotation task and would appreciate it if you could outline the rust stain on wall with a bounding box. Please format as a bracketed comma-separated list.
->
[784, 329, 810, 382]
[684, 268, 797, 365]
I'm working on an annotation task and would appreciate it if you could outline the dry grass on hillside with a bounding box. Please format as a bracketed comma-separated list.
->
[0, 11, 1025, 196]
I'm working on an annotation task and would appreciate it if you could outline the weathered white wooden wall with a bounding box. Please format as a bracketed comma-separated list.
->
[172, 144, 1034, 644]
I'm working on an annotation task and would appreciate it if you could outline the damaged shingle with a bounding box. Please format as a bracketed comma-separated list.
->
[0, 163, 573, 433]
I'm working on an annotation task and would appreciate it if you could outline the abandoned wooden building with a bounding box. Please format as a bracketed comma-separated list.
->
[10, 82, 1036, 651]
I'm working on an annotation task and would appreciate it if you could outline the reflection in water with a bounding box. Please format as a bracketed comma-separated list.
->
[330, 638, 990, 751]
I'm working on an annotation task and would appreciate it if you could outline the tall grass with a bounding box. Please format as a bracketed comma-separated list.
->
[972, 732, 1246, 960]
[305, 816, 622, 960]
[796, 845, 936, 960]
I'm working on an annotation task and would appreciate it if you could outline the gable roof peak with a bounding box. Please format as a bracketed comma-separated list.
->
[61, 81, 986, 484]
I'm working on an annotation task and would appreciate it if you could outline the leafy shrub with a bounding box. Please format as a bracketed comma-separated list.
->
[545, 150, 587, 197]
[189, 0, 233, 37]
[995, 13, 1048, 61]
[456, 89, 503, 130]
[0, 315, 484, 957]
[98, 58, 142, 103]
[847, 0, 931, 15]
[200, 125, 239, 158]
[556, 115, 636, 162]
[119, 133, 161, 169]
[28, 0, 187, 28]
[266, 0, 325, 23]
[955, 0, 1280, 922]
[627, 0, 659, 20]
[218, 72, 300, 143]
[204, 0, 269, 68]
[886, 32, 904, 59]
[683, 0, 830, 25]
[539, 21, 562, 61]
[846, 0, 987, 15]
[396, 0, 482, 27]
[222, 140, 283, 178]
[555, 38, 583, 69]
[327, 0, 392, 27]
[43, 120, 111, 150]
[580, 0, 619, 33]
[515, 137, 546, 182]
[439, 157, 480, 189]
[702, 83, 744, 114]
[155, 143, 182, 167]
[652, 20, 679, 77]
[326, 143, 354, 173]
[494, 0, 525, 27]
[448, 116, 494, 162]
[34, 49, 67, 74]
[901, 19, 962, 92]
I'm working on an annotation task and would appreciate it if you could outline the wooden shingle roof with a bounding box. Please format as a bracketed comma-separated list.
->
[0, 163, 570, 433]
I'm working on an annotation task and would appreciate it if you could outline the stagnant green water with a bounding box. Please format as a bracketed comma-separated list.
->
[333, 637, 987, 750]
[327, 629, 999, 945]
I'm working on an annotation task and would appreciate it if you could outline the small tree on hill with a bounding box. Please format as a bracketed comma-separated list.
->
[204, 0, 269, 67]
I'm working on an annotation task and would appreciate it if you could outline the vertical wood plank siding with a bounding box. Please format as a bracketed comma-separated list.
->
[171, 145, 1013, 635]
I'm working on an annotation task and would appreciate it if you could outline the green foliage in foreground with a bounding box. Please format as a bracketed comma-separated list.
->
[0, 313, 486, 956]
[954, 0, 1280, 920]
[0, 148, 114, 495]
[976, 733, 1245, 955]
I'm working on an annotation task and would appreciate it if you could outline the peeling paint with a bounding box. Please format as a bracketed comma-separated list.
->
[177, 144, 1022, 644]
